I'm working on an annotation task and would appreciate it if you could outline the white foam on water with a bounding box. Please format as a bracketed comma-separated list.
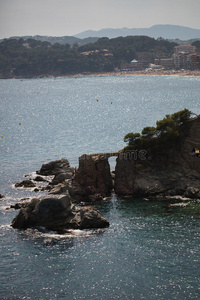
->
[169, 202, 189, 207]
[25, 171, 54, 182]
[22, 227, 105, 241]
[0, 224, 12, 230]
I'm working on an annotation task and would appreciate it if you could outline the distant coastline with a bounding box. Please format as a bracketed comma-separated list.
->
[2, 69, 200, 80]
[68, 69, 200, 78]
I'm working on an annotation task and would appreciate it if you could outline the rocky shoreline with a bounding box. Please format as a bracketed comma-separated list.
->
[11, 158, 110, 231]
[10, 114, 200, 231]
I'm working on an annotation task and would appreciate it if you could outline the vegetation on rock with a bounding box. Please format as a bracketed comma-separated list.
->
[124, 108, 193, 152]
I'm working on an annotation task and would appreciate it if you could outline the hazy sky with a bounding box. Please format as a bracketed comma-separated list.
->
[0, 0, 200, 38]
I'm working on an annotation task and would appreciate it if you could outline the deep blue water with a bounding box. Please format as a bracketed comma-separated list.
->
[0, 75, 200, 299]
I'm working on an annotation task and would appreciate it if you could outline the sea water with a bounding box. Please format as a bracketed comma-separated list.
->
[0, 75, 200, 299]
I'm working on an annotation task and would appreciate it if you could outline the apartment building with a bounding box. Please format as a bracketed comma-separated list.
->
[173, 45, 200, 69]
[174, 45, 196, 54]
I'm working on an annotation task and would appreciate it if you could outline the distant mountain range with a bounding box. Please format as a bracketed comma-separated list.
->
[75, 25, 200, 40]
[1, 25, 200, 46]
[0, 35, 99, 46]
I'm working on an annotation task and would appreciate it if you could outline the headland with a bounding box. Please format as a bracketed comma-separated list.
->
[11, 113, 200, 232]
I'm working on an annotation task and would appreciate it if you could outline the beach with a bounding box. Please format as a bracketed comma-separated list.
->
[71, 69, 200, 78]
[42, 69, 200, 80]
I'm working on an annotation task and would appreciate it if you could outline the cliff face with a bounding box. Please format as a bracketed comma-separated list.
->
[74, 154, 113, 197]
[44, 117, 199, 201]
[114, 116, 200, 198]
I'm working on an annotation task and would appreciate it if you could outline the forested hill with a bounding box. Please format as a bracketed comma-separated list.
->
[0, 35, 99, 46]
[0, 36, 178, 78]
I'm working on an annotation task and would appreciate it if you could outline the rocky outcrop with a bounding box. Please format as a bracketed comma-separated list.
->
[37, 158, 74, 185]
[33, 176, 49, 182]
[11, 116, 200, 233]
[11, 193, 109, 231]
[115, 116, 200, 198]
[37, 158, 70, 175]
[73, 154, 113, 198]
[15, 180, 36, 188]
[12, 158, 110, 231]
[10, 202, 30, 210]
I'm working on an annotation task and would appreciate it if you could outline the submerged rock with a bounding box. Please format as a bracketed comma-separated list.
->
[10, 202, 29, 209]
[15, 180, 36, 188]
[11, 193, 109, 231]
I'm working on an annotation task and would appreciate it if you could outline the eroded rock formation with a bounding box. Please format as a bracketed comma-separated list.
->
[12, 157, 110, 231]
[114, 116, 200, 198]
[73, 154, 113, 197]
[11, 116, 200, 231]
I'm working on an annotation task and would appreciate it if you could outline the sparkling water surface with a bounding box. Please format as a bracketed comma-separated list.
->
[0, 75, 200, 299]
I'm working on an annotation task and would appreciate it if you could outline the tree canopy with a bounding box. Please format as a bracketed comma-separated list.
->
[124, 109, 193, 152]
[0, 36, 177, 78]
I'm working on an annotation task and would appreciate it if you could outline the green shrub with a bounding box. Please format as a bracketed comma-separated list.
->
[123, 109, 193, 152]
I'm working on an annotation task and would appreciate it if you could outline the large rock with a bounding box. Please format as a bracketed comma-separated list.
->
[11, 193, 109, 231]
[74, 154, 113, 197]
[11, 198, 40, 229]
[37, 158, 74, 185]
[52, 171, 73, 185]
[77, 206, 109, 229]
[115, 116, 200, 198]
[37, 158, 70, 175]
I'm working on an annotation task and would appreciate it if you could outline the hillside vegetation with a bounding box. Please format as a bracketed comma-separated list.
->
[0, 36, 177, 78]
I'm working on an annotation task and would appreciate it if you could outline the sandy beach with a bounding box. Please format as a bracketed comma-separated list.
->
[70, 69, 200, 78]
[5, 69, 200, 80]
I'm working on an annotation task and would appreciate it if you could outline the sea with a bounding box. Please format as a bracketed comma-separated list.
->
[0, 75, 200, 299]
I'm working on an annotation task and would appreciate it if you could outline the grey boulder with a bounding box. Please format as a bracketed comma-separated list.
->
[11, 193, 109, 231]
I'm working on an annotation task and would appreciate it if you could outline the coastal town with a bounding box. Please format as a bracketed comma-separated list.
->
[0, 36, 200, 78]
[120, 44, 200, 73]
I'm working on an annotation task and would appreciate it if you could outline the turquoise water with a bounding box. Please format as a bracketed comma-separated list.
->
[0, 75, 200, 299]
